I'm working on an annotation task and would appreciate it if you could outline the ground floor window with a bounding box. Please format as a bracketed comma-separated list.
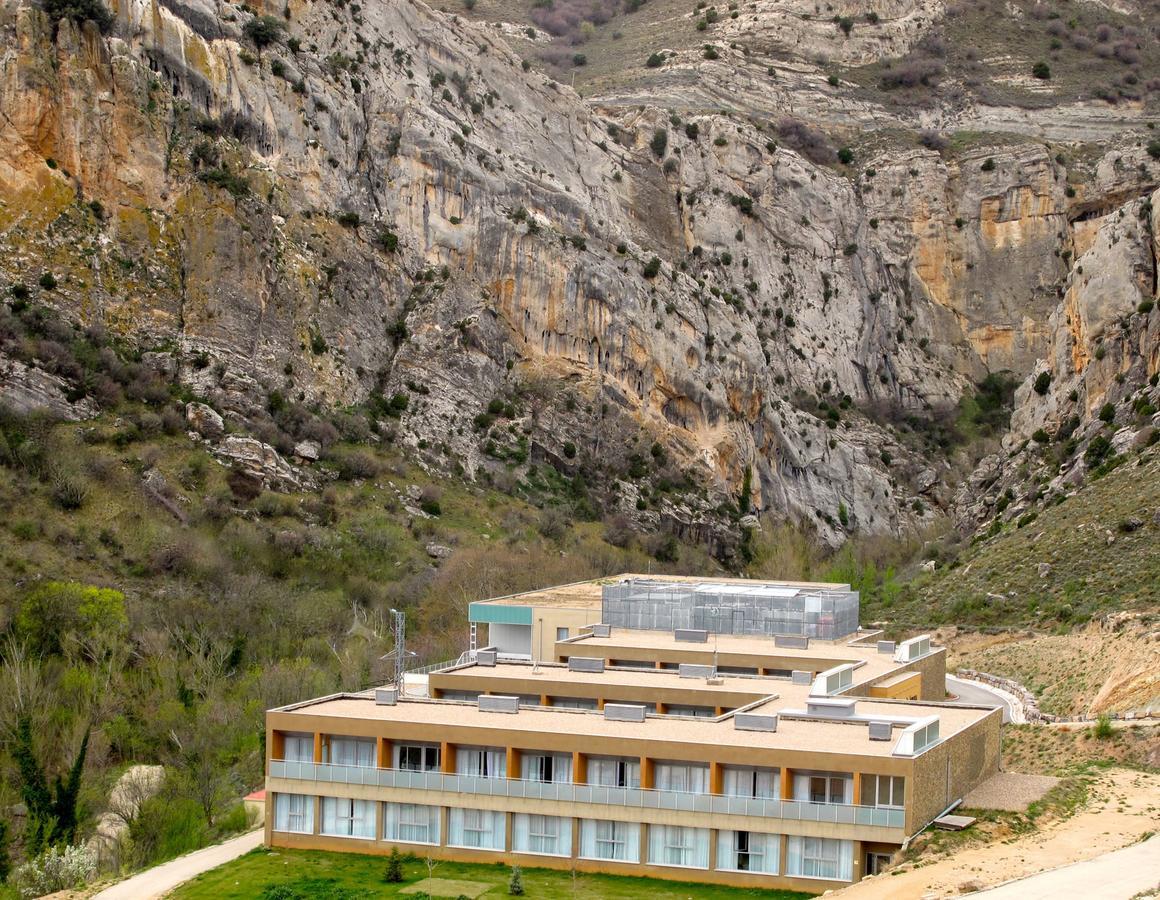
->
[647, 825, 709, 868]
[716, 830, 779, 873]
[383, 802, 440, 845]
[786, 835, 854, 881]
[320, 796, 375, 839]
[579, 819, 640, 862]
[272, 793, 313, 834]
[512, 813, 572, 856]
[448, 808, 505, 850]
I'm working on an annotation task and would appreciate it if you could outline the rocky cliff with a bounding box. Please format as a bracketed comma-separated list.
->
[0, 0, 1157, 553]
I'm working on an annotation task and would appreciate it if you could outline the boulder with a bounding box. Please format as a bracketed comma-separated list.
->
[214, 436, 311, 491]
[425, 542, 453, 559]
[186, 402, 225, 439]
[1037, 562, 1051, 578]
[293, 440, 321, 461]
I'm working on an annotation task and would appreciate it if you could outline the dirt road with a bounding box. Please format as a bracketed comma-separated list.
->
[833, 767, 1160, 900]
[91, 830, 263, 900]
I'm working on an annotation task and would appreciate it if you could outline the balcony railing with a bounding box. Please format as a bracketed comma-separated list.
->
[269, 760, 905, 829]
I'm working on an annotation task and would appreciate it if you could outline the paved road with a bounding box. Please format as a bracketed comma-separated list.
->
[946, 675, 1013, 724]
[93, 830, 263, 900]
[969, 833, 1160, 899]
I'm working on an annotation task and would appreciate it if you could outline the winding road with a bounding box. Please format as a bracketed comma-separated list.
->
[946, 675, 1014, 724]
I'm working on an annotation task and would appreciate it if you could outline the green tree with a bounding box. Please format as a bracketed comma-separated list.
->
[384, 847, 404, 883]
[0, 819, 10, 883]
[12, 717, 90, 854]
[243, 15, 284, 51]
[17, 581, 127, 657]
[43, 0, 113, 32]
[508, 865, 524, 895]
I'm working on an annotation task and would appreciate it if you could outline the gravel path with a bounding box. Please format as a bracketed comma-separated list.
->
[91, 830, 263, 900]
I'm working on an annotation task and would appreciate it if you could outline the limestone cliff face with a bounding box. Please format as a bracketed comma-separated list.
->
[0, 0, 1156, 547]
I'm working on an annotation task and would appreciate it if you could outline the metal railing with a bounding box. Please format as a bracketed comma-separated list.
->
[269, 761, 905, 829]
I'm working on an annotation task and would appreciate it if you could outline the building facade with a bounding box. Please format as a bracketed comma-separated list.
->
[263, 576, 1000, 892]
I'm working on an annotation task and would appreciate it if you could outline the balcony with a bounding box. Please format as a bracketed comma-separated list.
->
[268, 760, 905, 830]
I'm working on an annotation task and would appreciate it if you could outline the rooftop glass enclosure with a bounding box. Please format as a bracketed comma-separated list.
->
[601, 580, 860, 640]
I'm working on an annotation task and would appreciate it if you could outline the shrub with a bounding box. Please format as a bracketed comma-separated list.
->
[1148, 140, 1160, 160]
[243, 15, 284, 49]
[336, 451, 381, 480]
[336, 211, 361, 227]
[837, 146, 854, 164]
[1033, 370, 1052, 395]
[1093, 714, 1113, 740]
[376, 229, 399, 252]
[642, 257, 661, 278]
[649, 128, 668, 158]
[1031, 61, 1051, 79]
[1084, 434, 1111, 467]
[1098, 402, 1115, 423]
[572, 53, 587, 66]
[646, 52, 664, 68]
[38, 273, 58, 291]
[837, 15, 854, 34]
[13, 845, 96, 896]
[384, 847, 404, 883]
[43, 0, 113, 32]
[981, 157, 996, 172]
[508, 865, 524, 895]
[777, 118, 834, 165]
[562, 440, 576, 458]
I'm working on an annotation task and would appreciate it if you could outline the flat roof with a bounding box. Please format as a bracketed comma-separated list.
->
[557, 629, 919, 686]
[272, 691, 991, 759]
[475, 573, 853, 610]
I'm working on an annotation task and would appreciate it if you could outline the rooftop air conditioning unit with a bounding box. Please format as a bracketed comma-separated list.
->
[375, 688, 398, 706]
[674, 628, 709, 643]
[478, 695, 520, 714]
[868, 721, 893, 741]
[476, 649, 498, 667]
[734, 713, 778, 732]
[568, 657, 605, 673]
[604, 703, 647, 723]
[678, 663, 715, 679]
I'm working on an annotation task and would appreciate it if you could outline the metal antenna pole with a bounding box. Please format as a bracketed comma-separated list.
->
[392, 608, 405, 695]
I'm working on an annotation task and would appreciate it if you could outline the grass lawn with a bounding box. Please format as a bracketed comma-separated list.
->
[172, 848, 814, 899]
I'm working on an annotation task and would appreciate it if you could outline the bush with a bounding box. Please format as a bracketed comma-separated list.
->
[649, 128, 668, 158]
[645, 52, 664, 68]
[243, 15, 284, 49]
[641, 256, 661, 278]
[1098, 402, 1115, 423]
[13, 845, 96, 897]
[776, 118, 834, 165]
[981, 157, 996, 172]
[1031, 61, 1051, 80]
[1084, 434, 1112, 467]
[1093, 714, 1113, 740]
[384, 847, 404, 883]
[336, 211, 361, 227]
[562, 440, 576, 459]
[509, 865, 524, 895]
[376, 229, 399, 252]
[1148, 140, 1160, 161]
[837, 146, 854, 164]
[43, 0, 113, 32]
[38, 273, 58, 291]
[1033, 371, 1051, 395]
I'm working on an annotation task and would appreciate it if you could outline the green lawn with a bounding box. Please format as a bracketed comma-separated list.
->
[172, 848, 814, 899]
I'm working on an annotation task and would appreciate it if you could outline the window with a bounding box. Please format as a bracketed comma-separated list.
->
[326, 737, 375, 767]
[550, 697, 598, 710]
[320, 797, 375, 838]
[579, 819, 640, 862]
[456, 746, 506, 778]
[786, 836, 854, 881]
[282, 733, 314, 762]
[647, 825, 710, 868]
[862, 774, 905, 807]
[395, 743, 440, 772]
[722, 766, 779, 799]
[794, 773, 851, 805]
[587, 756, 640, 788]
[384, 803, 439, 845]
[273, 793, 313, 833]
[665, 705, 715, 717]
[654, 762, 709, 794]
[512, 814, 571, 856]
[716, 830, 779, 874]
[448, 808, 505, 850]
[521, 753, 573, 783]
[556, 627, 569, 641]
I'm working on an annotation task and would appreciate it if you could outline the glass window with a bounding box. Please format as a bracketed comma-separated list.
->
[795, 773, 851, 805]
[395, 743, 441, 772]
[716, 830, 780, 874]
[384, 802, 440, 845]
[654, 762, 709, 794]
[786, 836, 854, 881]
[647, 825, 710, 868]
[588, 756, 640, 788]
[512, 813, 572, 856]
[273, 793, 313, 833]
[282, 733, 314, 762]
[456, 746, 506, 778]
[448, 808, 505, 850]
[579, 819, 640, 862]
[556, 627, 569, 641]
[320, 797, 375, 838]
[722, 766, 779, 799]
[521, 752, 573, 783]
[327, 737, 375, 768]
[861, 774, 905, 807]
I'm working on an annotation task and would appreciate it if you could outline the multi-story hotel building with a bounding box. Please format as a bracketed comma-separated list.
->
[264, 575, 1000, 892]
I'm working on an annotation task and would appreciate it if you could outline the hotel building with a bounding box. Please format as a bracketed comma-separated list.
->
[264, 575, 1000, 892]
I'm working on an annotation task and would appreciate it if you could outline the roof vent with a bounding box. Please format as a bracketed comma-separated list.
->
[868, 721, 893, 741]
[791, 670, 813, 685]
[876, 640, 896, 654]
[735, 713, 778, 732]
[604, 703, 648, 722]
[775, 635, 809, 650]
[674, 628, 709, 643]
[375, 688, 398, 706]
[476, 649, 497, 667]
[590, 623, 611, 637]
[811, 663, 856, 697]
[805, 697, 858, 718]
[679, 663, 715, 679]
[894, 635, 932, 663]
[568, 657, 605, 673]
[478, 694, 520, 714]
